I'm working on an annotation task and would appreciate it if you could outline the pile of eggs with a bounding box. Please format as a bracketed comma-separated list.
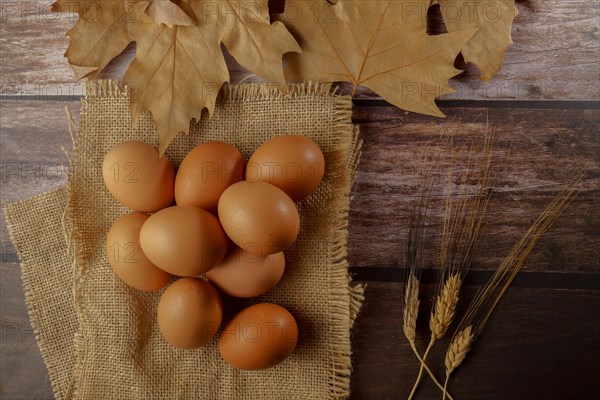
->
[102, 136, 325, 370]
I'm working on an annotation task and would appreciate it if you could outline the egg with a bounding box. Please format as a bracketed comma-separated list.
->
[139, 206, 228, 276]
[158, 278, 223, 349]
[175, 141, 244, 211]
[102, 141, 175, 212]
[206, 246, 285, 298]
[105, 213, 172, 292]
[218, 181, 300, 256]
[218, 303, 298, 370]
[246, 135, 325, 202]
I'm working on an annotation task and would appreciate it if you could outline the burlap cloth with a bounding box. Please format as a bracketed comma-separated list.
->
[4, 81, 364, 399]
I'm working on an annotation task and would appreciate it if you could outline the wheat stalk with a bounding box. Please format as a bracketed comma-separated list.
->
[408, 274, 462, 400]
[401, 141, 460, 399]
[404, 273, 457, 400]
[441, 169, 585, 398]
[409, 128, 495, 400]
[410, 275, 464, 399]
[443, 325, 474, 400]
[403, 135, 441, 345]
[407, 339, 456, 400]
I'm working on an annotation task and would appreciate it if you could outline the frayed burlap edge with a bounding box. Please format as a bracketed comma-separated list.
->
[329, 123, 366, 398]
[66, 80, 365, 400]
[3, 188, 75, 400]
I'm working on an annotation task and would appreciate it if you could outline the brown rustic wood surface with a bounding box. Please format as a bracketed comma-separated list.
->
[1, 1, 599, 399]
[1, 1, 599, 100]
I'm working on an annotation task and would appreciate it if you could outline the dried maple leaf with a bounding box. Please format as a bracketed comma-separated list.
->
[277, 0, 475, 117]
[436, 0, 518, 80]
[127, 0, 196, 27]
[53, 0, 300, 154]
[51, 0, 137, 80]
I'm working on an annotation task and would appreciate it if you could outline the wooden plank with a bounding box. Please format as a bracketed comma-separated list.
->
[350, 282, 600, 400]
[443, 0, 600, 101]
[1, 102, 598, 275]
[0, 0, 79, 98]
[0, 101, 75, 260]
[1, 1, 598, 100]
[0, 101, 75, 200]
[0, 275, 597, 400]
[0, 261, 54, 399]
[349, 105, 600, 274]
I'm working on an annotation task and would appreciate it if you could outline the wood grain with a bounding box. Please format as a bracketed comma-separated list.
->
[1, 273, 598, 400]
[350, 282, 600, 400]
[349, 105, 600, 274]
[0, 101, 75, 197]
[1, 1, 598, 100]
[0, 102, 75, 265]
[0, 261, 54, 399]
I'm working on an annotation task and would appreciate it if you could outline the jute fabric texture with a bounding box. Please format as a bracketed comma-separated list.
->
[4, 81, 364, 400]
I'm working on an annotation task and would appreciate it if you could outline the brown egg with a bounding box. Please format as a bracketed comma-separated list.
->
[175, 141, 244, 211]
[106, 213, 172, 292]
[102, 141, 175, 212]
[206, 246, 285, 298]
[246, 135, 325, 202]
[218, 181, 299, 256]
[218, 303, 298, 370]
[139, 206, 228, 276]
[158, 278, 223, 349]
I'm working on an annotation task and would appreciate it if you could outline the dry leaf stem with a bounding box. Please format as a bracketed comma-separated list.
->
[409, 131, 494, 400]
[442, 169, 585, 399]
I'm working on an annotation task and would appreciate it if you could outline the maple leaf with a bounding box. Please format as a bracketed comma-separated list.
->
[127, 0, 196, 27]
[53, 0, 300, 154]
[51, 0, 138, 79]
[435, 0, 518, 80]
[277, 0, 475, 117]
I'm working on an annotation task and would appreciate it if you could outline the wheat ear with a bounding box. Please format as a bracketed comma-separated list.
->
[404, 275, 455, 398]
[430, 273, 462, 340]
[404, 263, 452, 398]
[404, 217, 456, 397]
[408, 274, 462, 400]
[445, 325, 473, 374]
[443, 325, 474, 400]
[403, 274, 420, 343]
[410, 128, 494, 399]
[442, 168, 585, 397]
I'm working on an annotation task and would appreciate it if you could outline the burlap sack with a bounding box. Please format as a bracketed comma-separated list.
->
[4, 81, 364, 400]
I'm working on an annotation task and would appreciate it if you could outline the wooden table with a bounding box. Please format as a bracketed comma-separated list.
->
[1, 1, 598, 399]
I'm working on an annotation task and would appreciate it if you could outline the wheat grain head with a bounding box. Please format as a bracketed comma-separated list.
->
[430, 273, 462, 340]
[445, 325, 473, 374]
[403, 274, 420, 343]
[443, 168, 584, 383]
